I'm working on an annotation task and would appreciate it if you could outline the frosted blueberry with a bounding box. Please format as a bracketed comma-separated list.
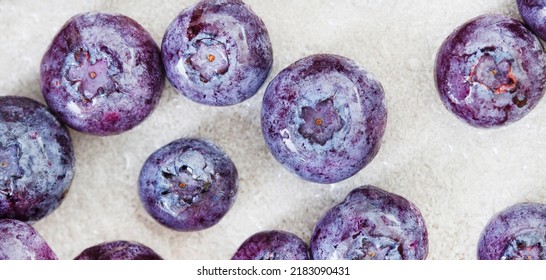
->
[75, 240, 162, 260]
[0, 219, 57, 260]
[232, 230, 310, 260]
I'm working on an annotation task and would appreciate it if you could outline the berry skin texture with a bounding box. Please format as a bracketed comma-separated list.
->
[161, 0, 273, 106]
[139, 138, 238, 231]
[261, 54, 387, 184]
[517, 0, 546, 41]
[74, 240, 162, 260]
[310, 186, 428, 260]
[478, 202, 546, 260]
[0, 219, 57, 260]
[232, 230, 310, 260]
[40, 12, 165, 136]
[0, 96, 74, 222]
[435, 14, 546, 128]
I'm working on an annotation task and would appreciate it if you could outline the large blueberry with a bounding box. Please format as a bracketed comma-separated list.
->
[478, 202, 546, 260]
[0, 219, 57, 260]
[0, 96, 74, 222]
[435, 14, 546, 128]
[40, 12, 165, 136]
[261, 54, 387, 184]
[162, 0, 273, 106]
[74, 240, 162, 260]
[232, 230, 310, 260]
[310, 186, 428, 260]
[139, 138, 238, 231]
[517, 0, 546, 41]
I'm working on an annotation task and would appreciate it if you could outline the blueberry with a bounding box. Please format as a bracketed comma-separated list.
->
[261, 54, 387, 184]
[139, 138, 238, 231]
[478, 202, 546, 260]
[231, 230, 310, 260]
[435, 14, 546, 128]
[517, 0, 546, 41]
[0, 96, 74, 222]
[161, 0, 273, 106]
[0, 219, 57, 260]
[310, 186, 428, 260]
[40, 12, 165, 136]
[74, 240, 162, 260]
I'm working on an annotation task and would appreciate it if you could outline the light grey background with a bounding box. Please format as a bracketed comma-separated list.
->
[1, 0, 544, 260]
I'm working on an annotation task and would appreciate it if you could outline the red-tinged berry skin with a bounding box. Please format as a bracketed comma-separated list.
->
[139, 138, 238, 231]
[261, 54, 387, 184]
[74, 240, 162, 260]
[517, 0, 546, 41]
[0, 96, 74, 222]
[232, 230, 310, 260]
[310, 186, 428, 260]
[40, 12, 164, 136]
[0, 219, 57, 260]
[478, 202, 546, 260]
[435, 14, 546, 128]
[162, 0, 273, 106]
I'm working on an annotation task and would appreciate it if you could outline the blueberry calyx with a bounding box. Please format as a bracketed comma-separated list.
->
[185, 37, 230, 83]
[469, 53, 518, 95]
[298, 97, 344, 146]
[501, 232, 546, 260]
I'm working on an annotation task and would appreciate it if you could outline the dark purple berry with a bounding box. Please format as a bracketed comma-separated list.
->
[161, 0, 273, 106]
[310, 186, 428, 260]
[74, 240, 162, 260]
[517, 0, 546, 41]
[0, 219, 57, 260]
[0, 96, 74, 222]
[261, 54, 387, 184]
[139, 138, 238, 231]
[40, 12, 165, 136]
[435, 14, 546, 128]
[231, 230, 310, 260]
[478, 202, 546, 260]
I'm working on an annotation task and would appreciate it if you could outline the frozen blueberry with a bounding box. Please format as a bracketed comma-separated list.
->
[0, 96, 74, 222]
[478, 202, 546, 260]
[0, 219, 57, 260]
[40, 12, 165, 136]
[231, 230, 310, 260]
[435, 14, 546, 128]
[139, 138, 237, 231]
[310, 186, 428, 260]
[162, 0, 273, 106]
[261, 54, 387, 184]
[74, 240, 162, 260]
[517, 0, 546, 41]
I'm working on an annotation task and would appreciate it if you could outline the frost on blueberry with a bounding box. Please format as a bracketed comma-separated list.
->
[40, 12, 165, 136]
[0, 96, 74, 222]
[139, 138, 238, 231]
[162, 0, 273, 106]
[435, 14, 546, 128]
[478, 202, 546, 260]
[517, 0, 546, 41]
[232, 230, 310, 260]
[75, 240, 162, 260]
[0, 219, 57, 260]
[261, 54, 387, 184]
[310, 186, 428, 260]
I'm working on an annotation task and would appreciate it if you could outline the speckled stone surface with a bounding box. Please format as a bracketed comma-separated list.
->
[0, 219, 57, 260]
[40, 12, 164, 136]
[435, 14, 546, 128]
[0, 96, 74, 222]
[74, 240, 163, 260]
[231, 230, 310, 260]
[261, 54, 387, 184]
[477, 202, 546, 260]
[139, 138, 238, 231]
[2, 0, 546, 260]
[162, 0, 273, 106]
[310, 185, 428, 260]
